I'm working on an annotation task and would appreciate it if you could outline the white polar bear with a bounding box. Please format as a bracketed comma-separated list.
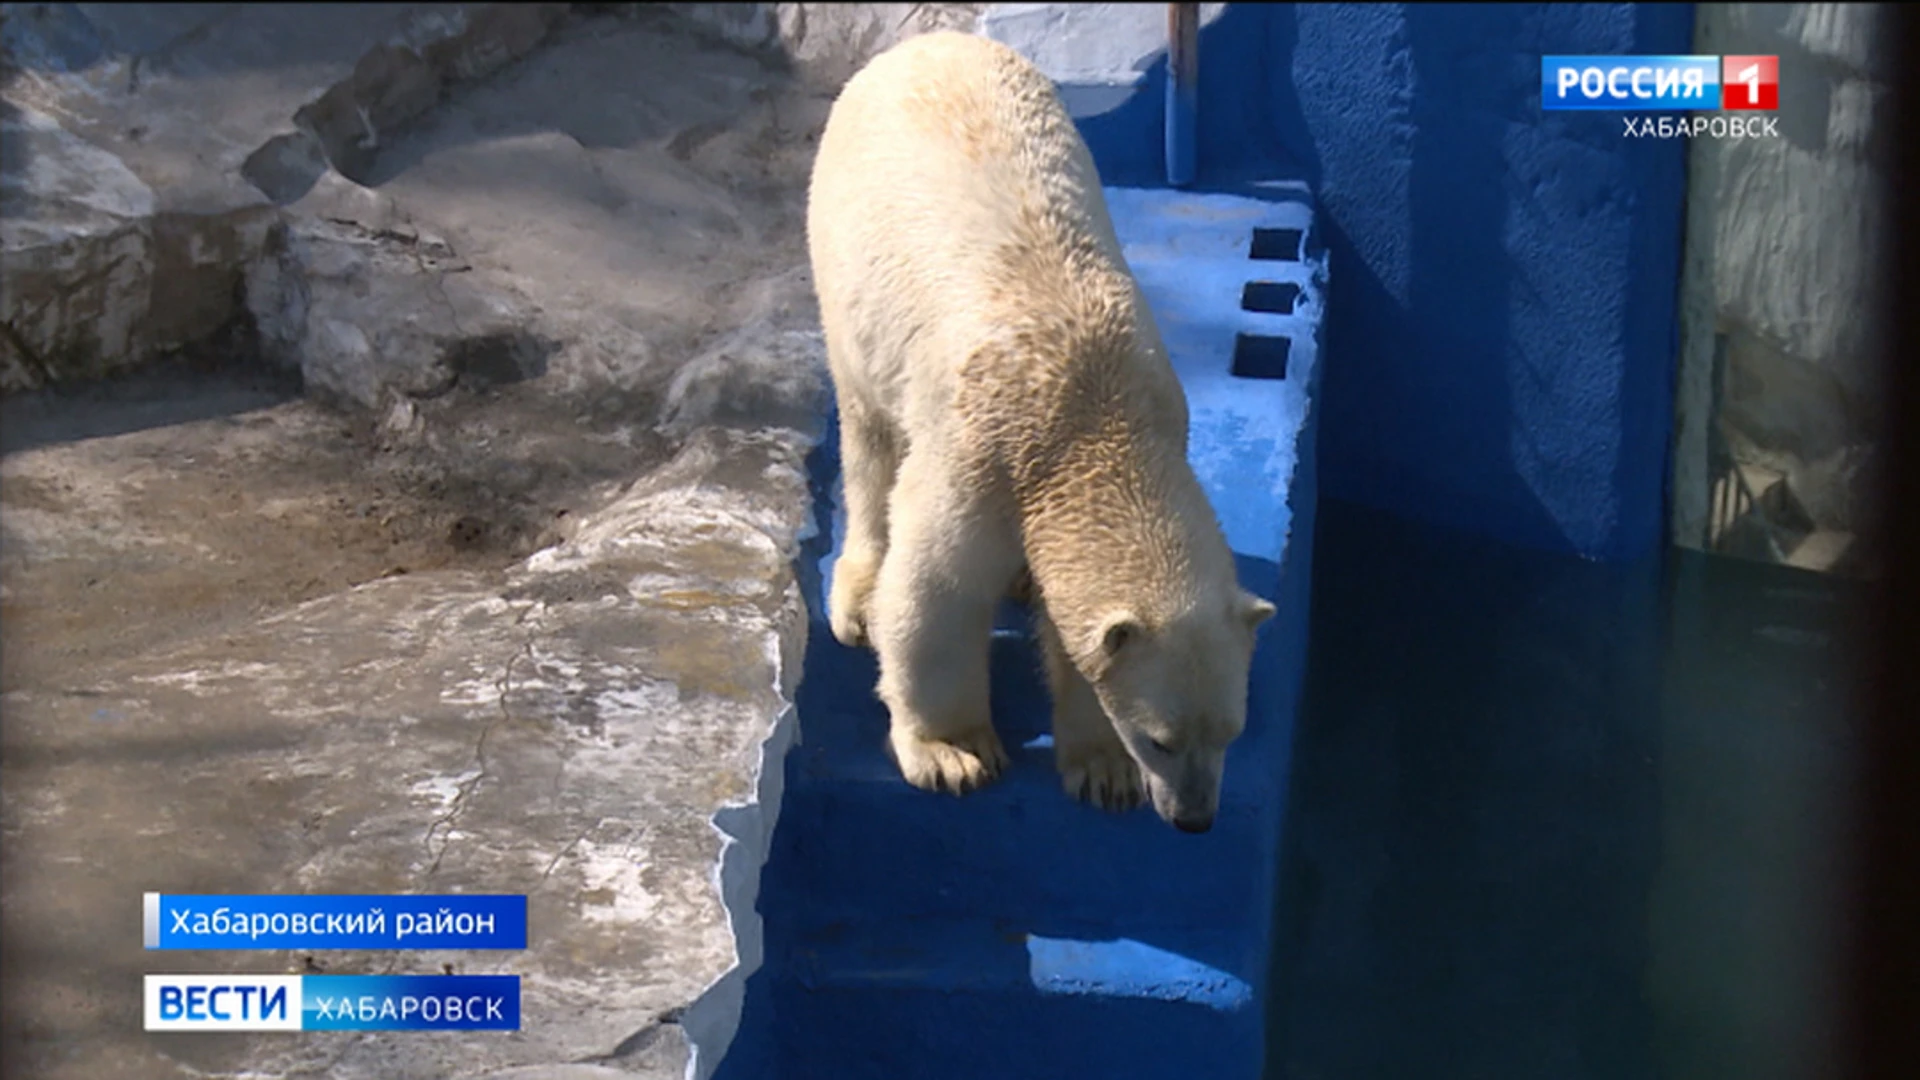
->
[806, 31, 1275, 833]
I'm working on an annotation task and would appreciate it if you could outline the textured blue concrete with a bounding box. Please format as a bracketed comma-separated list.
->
[1074, 3, 1691, 562]
[714, 187, 1325, 1078]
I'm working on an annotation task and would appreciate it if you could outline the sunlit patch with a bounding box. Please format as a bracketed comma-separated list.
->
[1025, 935, 1252, 1011]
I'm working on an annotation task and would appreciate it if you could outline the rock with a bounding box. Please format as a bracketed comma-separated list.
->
[0, 100, 155, 390]
[292, 4, 570, 184]
[257, 212, 541, 410]
[240, 217, 312, 371]
[663, 2, 987, 88]
[240, 128, 332, 206]
[0, 3, 571, 392]
[658, 267, 828, 438]
[658, 1, 781, 54]
[0, 2, 109, 73]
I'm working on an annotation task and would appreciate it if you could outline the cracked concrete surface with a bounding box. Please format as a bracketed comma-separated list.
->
[3, 430, 812, 1077]
[0, 3, 904, 1077]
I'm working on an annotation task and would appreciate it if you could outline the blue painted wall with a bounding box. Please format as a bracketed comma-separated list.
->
[1074, 2, 1692, 562]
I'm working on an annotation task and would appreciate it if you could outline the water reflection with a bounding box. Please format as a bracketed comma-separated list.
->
[1267, 498, 1856, 1080]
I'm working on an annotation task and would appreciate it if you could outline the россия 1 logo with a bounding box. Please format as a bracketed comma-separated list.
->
[1719, 55, 1779, 110]
[1540, 54, 1781, 139]
[1541, 55, 1721, 110]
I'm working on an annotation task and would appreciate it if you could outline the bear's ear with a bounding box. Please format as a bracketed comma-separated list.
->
[1102, 617, 1143, 657]
[1237, 591, 1277, 632]
[1086, 610, 1145, 675]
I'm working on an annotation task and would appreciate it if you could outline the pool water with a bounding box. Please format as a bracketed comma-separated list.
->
[1264, 497, 1860, 1080]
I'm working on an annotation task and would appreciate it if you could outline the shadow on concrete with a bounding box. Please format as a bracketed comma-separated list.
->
[0, 322, 561, 455]
[1296, 3, 1688, 563]
[0, 358, 304, 457]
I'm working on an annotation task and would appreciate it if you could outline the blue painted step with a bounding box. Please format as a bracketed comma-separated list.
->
[767, 618, 1288, 929]
[761, 915, 1263, 1080]
[740, 607, 1297, 1079]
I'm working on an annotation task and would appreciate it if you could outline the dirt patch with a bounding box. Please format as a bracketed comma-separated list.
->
[0, 357, 675, 686]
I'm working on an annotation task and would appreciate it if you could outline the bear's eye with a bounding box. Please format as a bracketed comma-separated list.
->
[1147, 736, 1174, 756]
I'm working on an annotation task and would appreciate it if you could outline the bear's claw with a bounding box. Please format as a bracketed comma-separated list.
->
[1059, 746, 1146, 811]
[890, 726, 1009, 795]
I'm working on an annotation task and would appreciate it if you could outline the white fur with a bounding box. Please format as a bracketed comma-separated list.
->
[806, 32, 1275, 830]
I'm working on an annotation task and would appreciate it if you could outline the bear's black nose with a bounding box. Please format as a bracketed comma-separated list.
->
[1173, 814, 1213, 835]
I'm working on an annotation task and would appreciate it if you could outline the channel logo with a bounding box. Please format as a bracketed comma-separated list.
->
[145, 975, 302, 1032]
[1719, 54, 1780, 110]
[1541, 55, 1780, 112]
[144, 974, 521, 1031]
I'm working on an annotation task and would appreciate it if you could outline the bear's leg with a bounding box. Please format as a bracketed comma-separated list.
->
[1036, 608, 1146, 811]
[828, 396, 898, 648]
[871, 454, 1017, 795]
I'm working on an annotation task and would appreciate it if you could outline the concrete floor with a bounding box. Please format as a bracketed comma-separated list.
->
[1, 7, 834, 1078]
[0, 360, 819, 1080]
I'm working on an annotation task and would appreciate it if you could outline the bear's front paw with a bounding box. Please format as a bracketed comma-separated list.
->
[1058, 744, 1145, 812]
[828, 555, 880, 648]
[889, 726, 1009, 795]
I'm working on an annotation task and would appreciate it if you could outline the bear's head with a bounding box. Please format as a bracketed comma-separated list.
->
[1079, 588, 1276, 833]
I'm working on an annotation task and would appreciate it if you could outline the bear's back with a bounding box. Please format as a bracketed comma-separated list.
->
[807, 31, 1145, 435]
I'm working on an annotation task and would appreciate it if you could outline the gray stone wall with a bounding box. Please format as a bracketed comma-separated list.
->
[661, 3, 986, 88]
[1673, 2, 1888, 576]
[0, 2, 572, 397]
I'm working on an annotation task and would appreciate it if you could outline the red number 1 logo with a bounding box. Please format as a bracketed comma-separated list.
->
[1721, 55, 1779, 111]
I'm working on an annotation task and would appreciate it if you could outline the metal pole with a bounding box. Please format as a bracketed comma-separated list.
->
[1165, 3, 1200, 188]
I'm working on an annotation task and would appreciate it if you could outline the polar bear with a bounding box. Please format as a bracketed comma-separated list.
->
[806, 31, 1275, 833]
